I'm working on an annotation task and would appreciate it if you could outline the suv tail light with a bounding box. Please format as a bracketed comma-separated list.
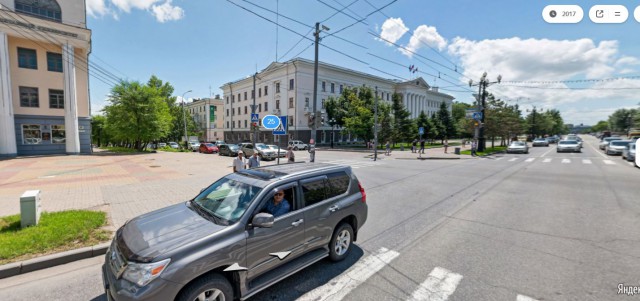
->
[358, 182, 366, 203]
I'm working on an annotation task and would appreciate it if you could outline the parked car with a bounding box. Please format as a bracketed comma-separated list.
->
[532, 138, 549, 147]
[102, 163, 368, 301]
[157, 142, 167, 148]
[599, 137, 622, 150]
[218, 144, 241, 156]
[188, 141, 200, 152]
[507, 141, 529, 154]
[168, 142, 180, 149]
[288, 140, 308, 150]
[254, 143, 277, 160]
[267, 144, 287, 158]
[622, 143, 636, 162]
[213, 140, 225, 146]
[605, 140, 632, 156]
[557, 140, 581, 153]
[199, 143, 219, 154]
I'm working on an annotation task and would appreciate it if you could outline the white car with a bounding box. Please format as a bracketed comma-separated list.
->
[288, 140, 308, 150]
[168, 142, 180, 149]
[507, 141, 529, 154]
[267, 144, 287, 158]
[189, 141, 200, 151]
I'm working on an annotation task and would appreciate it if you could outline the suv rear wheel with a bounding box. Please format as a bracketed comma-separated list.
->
[329, 223, 353, 262]
[177, 273, 233, 301]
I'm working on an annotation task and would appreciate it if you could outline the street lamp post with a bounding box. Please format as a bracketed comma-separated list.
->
[469, 73, 501, 152]
[310, 22, 330, 144]
[181, 90, 192, 150]
[329, 118, 336, 148]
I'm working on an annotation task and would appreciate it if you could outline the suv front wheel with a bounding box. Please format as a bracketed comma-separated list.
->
[329, 223, 354, 262]
[177, 273, 233, 301]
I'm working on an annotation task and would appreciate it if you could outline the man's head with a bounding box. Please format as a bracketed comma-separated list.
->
[273, 190, 284, 204]
[253, 153, 259, 158]
[238, 152, 244, 159]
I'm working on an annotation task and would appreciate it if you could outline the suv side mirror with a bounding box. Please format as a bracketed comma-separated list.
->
[252, 213, 274, 228]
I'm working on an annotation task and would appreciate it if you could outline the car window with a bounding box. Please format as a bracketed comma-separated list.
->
[326, 172, 350, 198]
[193, 177, 261, 224]
[301, 178, 328, 207]
[258, 185, 297, 218]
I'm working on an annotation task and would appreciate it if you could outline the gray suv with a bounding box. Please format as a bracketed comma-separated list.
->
[102, 163, 368, 301]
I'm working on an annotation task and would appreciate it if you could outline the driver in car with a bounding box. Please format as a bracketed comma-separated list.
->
[263, 189, 290, 217]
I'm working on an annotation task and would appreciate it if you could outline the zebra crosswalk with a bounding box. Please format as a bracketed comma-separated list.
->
[483, 156, 630, 167]
[296, 247, 540, 301]
[320, 159, 385, 169]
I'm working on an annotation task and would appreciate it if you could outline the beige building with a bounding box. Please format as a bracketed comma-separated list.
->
[0, 0, 91, 157]
[185, 96, 224, 142]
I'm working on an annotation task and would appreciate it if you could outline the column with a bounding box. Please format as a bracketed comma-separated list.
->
[63, 44, 80, 154]
[0, 32, 17, 157]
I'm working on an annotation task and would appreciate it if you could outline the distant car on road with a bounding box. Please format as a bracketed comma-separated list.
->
[507, 141, 529, 154]
[557, 140, 581, 153]
[532, 138, 549, 147]
[288, 140, 308, 150]
[622, 143, 635, 162]
[605, 140, 631, 156]
[198, 143, 218, 154]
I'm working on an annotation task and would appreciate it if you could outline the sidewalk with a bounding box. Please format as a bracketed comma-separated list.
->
[321, 144, 473, 160]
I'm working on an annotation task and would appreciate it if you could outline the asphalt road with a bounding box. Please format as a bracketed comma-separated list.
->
[1, 135, 638, 301]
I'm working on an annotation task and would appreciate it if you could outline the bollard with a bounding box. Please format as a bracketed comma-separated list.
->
[20, 190, 41, 228]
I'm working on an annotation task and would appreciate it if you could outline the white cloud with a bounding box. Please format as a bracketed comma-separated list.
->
[87, 0, 110, 18]
[151, 0, 185, 23]
[616, 56, 640, 66]
[400, 25, 447, 57]
[87, 0, 184, 22]
[379, 17, 409, 45]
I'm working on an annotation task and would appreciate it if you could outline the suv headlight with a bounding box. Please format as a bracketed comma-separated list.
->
[122, 258, 171, 287]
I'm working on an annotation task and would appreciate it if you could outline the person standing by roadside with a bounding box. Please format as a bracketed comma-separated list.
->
[419, 139, 425, 154]
[308, 140, 316, 163]
[286, 146, 295, 163]
[385, 141, 391, 156]
[233, 152, 247, 172]
[412, 139, 417, 153]
[444, 139, 449, 153]
[471, 140, 477, 157]
[248, 152, 260, 168]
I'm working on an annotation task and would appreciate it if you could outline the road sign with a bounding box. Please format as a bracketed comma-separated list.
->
[251, 113, 259, 123]
[273, 116, 287, 135]
[472, 112, 483, 121]
[262, 115, 280, 130]
[419, 127, 424, 135]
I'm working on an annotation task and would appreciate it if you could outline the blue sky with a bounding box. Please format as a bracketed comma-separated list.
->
[86, 0, 640, 125]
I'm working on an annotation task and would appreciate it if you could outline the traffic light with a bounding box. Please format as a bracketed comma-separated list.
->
[321, 116, 326, 126]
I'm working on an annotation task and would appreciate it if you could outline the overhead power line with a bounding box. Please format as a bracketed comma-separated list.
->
[502, 76, 640, 84]
[316, 0, 368, 25]
[324, 0, 398, 38]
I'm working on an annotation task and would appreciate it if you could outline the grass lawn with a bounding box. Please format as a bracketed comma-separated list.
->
[0, 210, 111, 265]
[460, 146, 507, 156]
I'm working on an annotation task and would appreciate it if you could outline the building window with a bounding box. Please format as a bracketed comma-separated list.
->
[275, 82, 280, 93]
[258, 88, 262, 97]
[289, 97, 294, 108]
[340, 84, 343, 94]
[276, 99, 280, 110]
[289, 79, 294, 90]
[49, 89, 64, 109]
[227, 121, 229, 129]
[331, 83, 335, 93]
[237, 121, 240, 128]
[305, 97, 309, 108]
[22, 124, 42, 144]
[244, 106, 247, 114]
[244, 120, 247, 128]
[258, 103, 262, 112]
[322, 99, 325, 109]
[387, 93, 390, 101]
[46, 52, 62, 72]
[288, 116, 293, 127]
[226, 96, 229, 104]
[237, 93, 240, 102]
[19, 86, 39, 107]
[322, 81, 326, 92]
[264, 85, 268, 95]
[265, 101, 268, 111]
[15, 0, 62, 22]
[226, 109, 229, 116]
[237, 107, 241, 115]
[18, 48, 37, 69]
[251, 90, 255, 99]
[51, 125, 65, 144]
[244, 92, 247, 100]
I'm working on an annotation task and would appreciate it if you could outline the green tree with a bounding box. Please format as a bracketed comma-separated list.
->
[590, 120, 609, 132]
[436, 102, 456, 140]
[90, 115, 109, 147]
[608, 108, 638, 132]
[429, 113, 442, 142]
[378, 102, 394, 145]
[391, 93, 414, 145]
[342, 87, 375, 142]
[452, 102, 473, 138]
[103, 80, 173, 150]
[416, 110, 432, 139]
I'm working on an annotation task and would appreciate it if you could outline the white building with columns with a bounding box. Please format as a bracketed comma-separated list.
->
[220, 58, 454, 144]
[0, 0, 91, 157]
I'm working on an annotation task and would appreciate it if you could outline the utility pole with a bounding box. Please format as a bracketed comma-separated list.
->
[469, 73, 501, 152]
[181, 90, 192, 150]
[252, 72, 257, 149]
[374, 86, 379, 161]
[311, 22, 320, 144]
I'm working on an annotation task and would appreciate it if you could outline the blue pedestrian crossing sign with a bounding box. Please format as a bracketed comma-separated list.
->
[251, 113, 259, 123]
[262, 115, 280, 130]
[419, 127, 424, 135]
[273, 116, 287, 135]
[472, 112, 483, 121]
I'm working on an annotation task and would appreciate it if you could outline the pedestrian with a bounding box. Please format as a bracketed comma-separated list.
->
[444, 138, 449, 153]
[248, 152, 260, 168]
[286, 146, 295, 163]
[419, 139, 425, 154]
[308, 141, 316, 163]
[471, 140, 477, 157]
[233, 152, 246, 172]
[412, 139, 417, 153]
[385, 141, 391, 156]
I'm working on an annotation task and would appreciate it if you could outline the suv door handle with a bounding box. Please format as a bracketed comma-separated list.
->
[291, 219, 304, 227]
[329, 205, 339, 213]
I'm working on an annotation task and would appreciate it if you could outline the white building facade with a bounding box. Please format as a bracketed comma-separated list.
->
[185, 96, 224, 142]
[0, 0, 91, 157]
[220, 58, 454, 144]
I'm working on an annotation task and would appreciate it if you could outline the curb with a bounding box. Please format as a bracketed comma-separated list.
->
[395, 157, 462, 160]
[0, 242, 110, 279]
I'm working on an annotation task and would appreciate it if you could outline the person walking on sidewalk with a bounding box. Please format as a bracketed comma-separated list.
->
[286, 146, 295, 163]
[471, 140, 478, 157]
[444, 139, 449, 153]
[419, 139, 425, 154]
[248, 152, 260, 168]
[412, 139, 417, 153]
[385, 141, 391, 156]
[233, 152, 247, 172]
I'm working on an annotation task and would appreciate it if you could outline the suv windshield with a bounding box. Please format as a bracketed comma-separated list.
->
[192, 177, 261, 224]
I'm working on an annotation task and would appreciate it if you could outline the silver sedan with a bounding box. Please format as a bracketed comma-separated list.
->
[557, 140, 581, 153]
[507, 141, 529, 154]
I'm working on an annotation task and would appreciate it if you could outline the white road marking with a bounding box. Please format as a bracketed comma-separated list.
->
[603, 160, 616, 165]
[408, 267, 463, 301]
[582, 159, 592, 164]
[588, 141, 609, 159]
[561, 159, 571, 164]
[517, 294, 540, 301]
[495, 157, 504, 161]
[629, 162, 636, 166]
[297, 247, 399, 301]
[508, 158, 518, 162]
[540, 147, 555, 158]
[542, 158, 552, 163]
[525, 158, 535, 162]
